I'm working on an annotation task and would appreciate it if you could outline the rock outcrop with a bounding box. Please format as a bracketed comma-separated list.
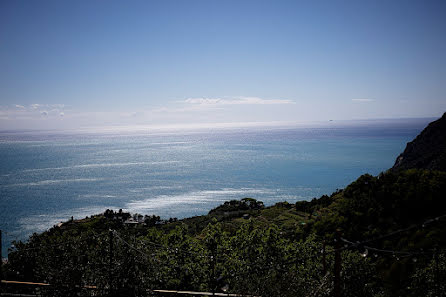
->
[392, 112, 446, 171]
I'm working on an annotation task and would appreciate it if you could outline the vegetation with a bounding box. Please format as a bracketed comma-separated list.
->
[392, 112, 446, 172]
[2, 168, 446, 297]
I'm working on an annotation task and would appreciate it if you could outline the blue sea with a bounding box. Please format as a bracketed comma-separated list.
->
[0, 118, 434, 257]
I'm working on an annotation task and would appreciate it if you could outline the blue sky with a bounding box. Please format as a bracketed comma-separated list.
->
[0, 0, 445, 130]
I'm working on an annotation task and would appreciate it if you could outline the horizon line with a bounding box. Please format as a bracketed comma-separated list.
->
[0, 116, 439, 135]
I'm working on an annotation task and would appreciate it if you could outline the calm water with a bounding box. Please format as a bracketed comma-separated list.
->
[0, 118, 433, 256]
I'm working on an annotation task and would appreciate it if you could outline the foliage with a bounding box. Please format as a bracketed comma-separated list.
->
[410, 252, 446, 297]
[208, 197, 265, 214]
[4, 168, 446, 296]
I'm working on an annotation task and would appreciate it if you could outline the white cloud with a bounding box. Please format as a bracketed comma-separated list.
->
[30, 103, 66, 110]
[185, 98, 222, 105]
[184, 96, 294, 106]
[15, 105, 25, 109]
[352, 98, 374, 102]
[151, 104, 223, 114]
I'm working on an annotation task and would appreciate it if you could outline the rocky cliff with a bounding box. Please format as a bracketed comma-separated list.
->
[392, 112, 446, 171]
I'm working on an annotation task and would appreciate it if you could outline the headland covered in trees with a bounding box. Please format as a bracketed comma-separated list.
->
[2, 113, 446, 297]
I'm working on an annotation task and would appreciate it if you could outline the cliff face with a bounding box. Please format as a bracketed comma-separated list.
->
[392, 112, 446, 172]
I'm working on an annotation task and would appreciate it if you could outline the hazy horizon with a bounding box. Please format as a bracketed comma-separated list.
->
[0, 115, 438, 136]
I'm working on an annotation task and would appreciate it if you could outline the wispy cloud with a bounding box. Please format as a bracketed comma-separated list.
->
[352, 98, 374, 102]
[0, 103, 66, 120]
[28, 103, 64, 110]
[184, 96, 294, 106]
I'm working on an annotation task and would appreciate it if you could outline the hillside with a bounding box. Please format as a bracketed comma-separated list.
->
[393, 113, 446, 171]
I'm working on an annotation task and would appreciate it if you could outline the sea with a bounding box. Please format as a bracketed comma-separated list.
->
[0, 118, 434, 257]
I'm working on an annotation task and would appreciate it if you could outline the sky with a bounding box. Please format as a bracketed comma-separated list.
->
[0, 0, 445, 130]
